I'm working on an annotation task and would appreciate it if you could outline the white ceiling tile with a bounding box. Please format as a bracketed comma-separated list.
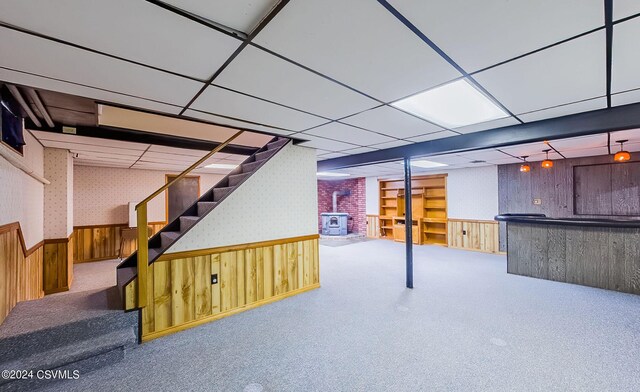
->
[473, 31, 606, 115]
[610, 128, 640, 144]
[0, 67, 183, 115]
[611, 88, 640, 106]
[518, 97, 607, 122]
[498, 141, 554, 159]
[340, 146, 378, 155]
[142, 151, 206, 164]
[341, 106, 443, 138]
[303, 123, 395, 145]
[369, 140, 413, 150]
[613, 1, 640, 21]
[454, 117, 520, 134]
[456, 149, 510, 162]
[190, 85, 326, 131]
[612, 19, 640, 93]
[253, 0, 461, 102]
[489, 157, 524, 165]
[183, 109, 294, 136]
[216, 46, 378, 119]
[74, 160, 132, 168]
[0, 0, 241, 80]
[388, 0, 603, 72]
[315, 149, 332, 156]
[147, 145, 208, 156]
[0, 27, 203, 107]
[562, 147, 609, 158]
[72, 151, 138, 163]
[405, 131, 458, 143]
[412, 154, 470, 165]
[544, 134, 607, 151]
[162, 0, 278, 33]
[296, 134, 359, 151]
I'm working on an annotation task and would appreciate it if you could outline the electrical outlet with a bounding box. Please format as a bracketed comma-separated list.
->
[211, 274, 218, 284]
[462, 230, 467, 235]
[533, 198, 542, 205]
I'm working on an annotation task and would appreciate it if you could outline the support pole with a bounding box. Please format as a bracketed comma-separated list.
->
[404, 157, 413, 288]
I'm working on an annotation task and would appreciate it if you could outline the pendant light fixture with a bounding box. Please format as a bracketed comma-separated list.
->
[519, 156, 531, 172]
[541, 149, 553, 169]
[614, 140, 631, 162]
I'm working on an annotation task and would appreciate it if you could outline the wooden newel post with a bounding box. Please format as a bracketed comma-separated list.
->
[136, 204, 148, 308]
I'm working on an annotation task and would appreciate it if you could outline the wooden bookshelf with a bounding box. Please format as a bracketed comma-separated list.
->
[378, 174, 448, 246]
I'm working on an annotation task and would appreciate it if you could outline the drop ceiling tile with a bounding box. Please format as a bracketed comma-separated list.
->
[0, 1, 241, 80]
[454, 117, 520, 134]
[413, 154, 470, 165]
[388, 0, 603, 72]
[341, 106, 443, 138]
[147, 145, 208, 156]
[303, 123, 395, 146]
[318, 152, 348, 160]
[340, 146, 378, 155]
[610, 128, 640, 144]
[611, 88, 640, 107]
[74, 160, 132, 168]
[33, 133, 148, 150]
[612, 19, 640, 94]
[613, 1, 640, 21]
[0, 28, 202, 107]
[190, 86, 326, 131]
[489, 157, 524, 165]
[216, 46, 378, 119]
[519, 97, 607, 122]
[162, 0, 278, 33]
[0, 67, 183, 115]
[183, 109, 294, 136]
[142, 151, 206, 164]
[369, 140, 413, 150]
[545, 134, 607, 151]
[498, 141, 554, 159]
[456, 149, 511, 162]
[405, 131, 458, 143]
[562, 147, 609, 158]
[296, 134, 359, 151]
[254, 0, 461, 102]
[473, 31, 606, 115]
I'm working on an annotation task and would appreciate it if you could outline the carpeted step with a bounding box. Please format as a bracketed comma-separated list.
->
[241, 160, 263, 174]
[160, 231, 180, 249]
[213, 186, 234, 202]
[228, 172, 251, 187]
[197, 201, 217, 216]
[179, 216, 199, 231]
[255, 148, 278, 161]
[0, 328, 137, 391]
[148, 247, 161, 262]
[266, 138, 288, 150]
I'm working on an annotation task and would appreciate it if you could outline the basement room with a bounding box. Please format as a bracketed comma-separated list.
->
[0, 1, 639, 391]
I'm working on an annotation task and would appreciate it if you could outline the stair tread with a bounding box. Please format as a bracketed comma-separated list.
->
[1, 328, 136, 376]
[160, 231, 180, 239]
[267, 138, 288, 150]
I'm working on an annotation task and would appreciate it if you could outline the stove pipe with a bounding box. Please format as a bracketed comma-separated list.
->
[332, 190, 351, 213]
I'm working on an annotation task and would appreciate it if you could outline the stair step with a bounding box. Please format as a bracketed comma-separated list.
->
[255, 148, 278, 161]
[0, 328, 136, 390]
[241, 160, 263, 173]
[267, 138, 288, 150]
[160, 231, 180, 248]
[179, 216, 199, 231]
[213, 186, 234, 202]
[228, 172, 251, 186]
[197, 201, 217, 216]
[148, 247, 161, 261]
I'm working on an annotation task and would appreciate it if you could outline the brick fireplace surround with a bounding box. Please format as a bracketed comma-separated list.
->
[317, 178, 366, 234]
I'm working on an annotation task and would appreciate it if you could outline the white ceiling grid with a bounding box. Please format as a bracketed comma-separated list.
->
[0, 0, 638, 161]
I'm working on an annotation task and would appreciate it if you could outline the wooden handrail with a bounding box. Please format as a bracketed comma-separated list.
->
[135, 130, 243, 308]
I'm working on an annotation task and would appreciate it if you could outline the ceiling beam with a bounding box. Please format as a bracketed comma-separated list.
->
[604, 0, 613, 108]
[25, 120, 260, 156]
[317, 102, 640, 170]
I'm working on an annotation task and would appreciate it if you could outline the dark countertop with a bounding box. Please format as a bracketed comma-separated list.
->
[494, 214, 640, 229]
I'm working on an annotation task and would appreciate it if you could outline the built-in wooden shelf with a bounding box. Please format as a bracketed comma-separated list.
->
[378, 174, 448, 246]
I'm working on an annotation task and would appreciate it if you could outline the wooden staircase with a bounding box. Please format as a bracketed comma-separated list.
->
[116, 136, 290, 309]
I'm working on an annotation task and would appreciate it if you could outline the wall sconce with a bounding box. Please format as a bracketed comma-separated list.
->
[614, 140, 631, 162]
[519, 156, 531, 172]
[541, 149, 553, 169]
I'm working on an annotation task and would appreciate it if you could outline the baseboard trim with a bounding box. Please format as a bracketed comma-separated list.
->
[142, 283, 321, 342]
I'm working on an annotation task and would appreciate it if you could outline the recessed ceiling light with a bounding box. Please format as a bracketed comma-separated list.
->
[205, 163, 239, 169]
[410, 160, 448, 168]
[317, 172, 350, 177]
[391, 79, 508, 128]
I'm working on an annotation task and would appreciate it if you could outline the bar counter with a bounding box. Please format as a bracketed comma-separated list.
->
[495, 214, 640, 295]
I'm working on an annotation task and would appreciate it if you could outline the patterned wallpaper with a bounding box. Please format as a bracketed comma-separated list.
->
[0, 131, 44, 248]
[44, 147, 73, 239]
[168, 144, 318, 252]
[73, 166, 224, 226]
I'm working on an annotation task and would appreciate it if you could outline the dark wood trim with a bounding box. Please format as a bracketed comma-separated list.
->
[43, 236, 71, 244]
[73, 221, 167, 230]
[25, 240, 44, 257]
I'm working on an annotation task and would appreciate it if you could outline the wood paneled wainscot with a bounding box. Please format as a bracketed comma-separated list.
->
[43, 236, 74, 294]
[448, 219, 501, 254]
[72, 222, 165, 263]
[0, 222, 45, 324]
[124, 235, 320, 341]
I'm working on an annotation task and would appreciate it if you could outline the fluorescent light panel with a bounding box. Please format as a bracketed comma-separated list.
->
[410, 160, 448, 168]
[317, 172, 350, 177]
[392, 79, 508, 128]
[205, 163, 238, 169]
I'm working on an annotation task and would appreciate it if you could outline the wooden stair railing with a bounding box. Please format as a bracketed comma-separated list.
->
[135, 131, 243, 308]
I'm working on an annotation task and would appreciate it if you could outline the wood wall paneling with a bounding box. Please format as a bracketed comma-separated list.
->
[366, 215, 380, 238]
[125, 235, 320, 341]
[72, 222, 165, 263]
[447, 219, 501, 254]
[43, 237, 73, 295]
[0, 223, 45, 325]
